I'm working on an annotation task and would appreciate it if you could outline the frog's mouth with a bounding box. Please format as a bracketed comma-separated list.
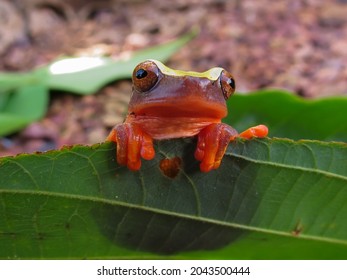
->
[131, 99, 227, 120]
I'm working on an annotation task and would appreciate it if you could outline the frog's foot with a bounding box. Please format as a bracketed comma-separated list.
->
[195, 123, 238, 172]
[195, 124, 268, 172]
[106, 123, 155, 170]
[238, 124, 268, 140]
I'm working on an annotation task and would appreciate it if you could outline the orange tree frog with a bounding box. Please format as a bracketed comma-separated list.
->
[107, 60, 268, 172]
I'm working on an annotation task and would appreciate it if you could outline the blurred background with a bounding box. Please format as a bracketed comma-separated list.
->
[1, 0, 347, 156]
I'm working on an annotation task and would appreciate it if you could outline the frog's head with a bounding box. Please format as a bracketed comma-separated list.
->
[128, 60, 235, 119]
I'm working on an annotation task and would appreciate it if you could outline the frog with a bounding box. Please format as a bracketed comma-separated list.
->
[107, 60, 268, 172]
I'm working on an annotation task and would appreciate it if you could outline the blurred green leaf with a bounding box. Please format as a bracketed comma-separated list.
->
[0, 71, 45, 94]
[0, 71, 49, 136]
[3, 85, 48, 119]
[0, 138, 346, 259]
[47, 31, 196, 94]
[0, 92, 10, 110]
[226, 90, 347, 142]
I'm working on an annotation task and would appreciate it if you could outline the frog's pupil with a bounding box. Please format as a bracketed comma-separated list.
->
[228, 78, 235, 89]
[136, 69, 148, 79]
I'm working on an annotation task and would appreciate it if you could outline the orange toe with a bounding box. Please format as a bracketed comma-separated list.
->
[106, 123, 155, 171]
[195, 123, 238, 172]
[239, 124, 268, 139]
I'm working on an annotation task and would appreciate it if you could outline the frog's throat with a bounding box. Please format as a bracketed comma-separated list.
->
[126, 114, 221, 140]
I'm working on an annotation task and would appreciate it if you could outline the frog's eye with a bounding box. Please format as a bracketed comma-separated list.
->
[133, 61, 159, 92]
[219, 70, 236, 100]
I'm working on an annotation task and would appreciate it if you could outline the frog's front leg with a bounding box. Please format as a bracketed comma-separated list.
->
[195, 123, 268, 172]
[106, 123, 155, 170]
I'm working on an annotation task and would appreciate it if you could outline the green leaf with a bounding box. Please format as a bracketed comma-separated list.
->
[3, 85, 47, 118]
[0, 85, 49, 136]
[47, 31, 196, 94]
[226, 90, 347, 142]
[0, 68, 49, 136]
[0, 71, 46, 93]
[183, 231, 347, 260]
[0, 138, 346, 259]
[0, 91, 10, 111]
[0, 114, 32, 136]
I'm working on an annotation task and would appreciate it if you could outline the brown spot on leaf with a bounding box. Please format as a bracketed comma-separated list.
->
[159, 157, 182, 178]
[36, 232, 46, 240]
[61, 145, 74, 150]
[292, 221, 304, 236]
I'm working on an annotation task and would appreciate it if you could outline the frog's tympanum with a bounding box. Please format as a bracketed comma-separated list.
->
[107, 60, 268, 172]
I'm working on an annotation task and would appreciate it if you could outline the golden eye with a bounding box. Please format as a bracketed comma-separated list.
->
[219, 70, 236, 100]
[133, 61, 159, 92]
